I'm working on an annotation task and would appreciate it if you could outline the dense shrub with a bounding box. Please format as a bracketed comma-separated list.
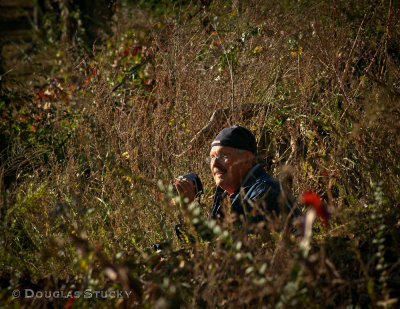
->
[1, 0, 399, 307]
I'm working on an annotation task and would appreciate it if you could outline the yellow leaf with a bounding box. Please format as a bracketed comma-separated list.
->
[79, 259, 89, 271]
[123, 175, 132, 183]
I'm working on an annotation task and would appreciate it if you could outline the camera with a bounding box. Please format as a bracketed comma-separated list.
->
[174, 173, 204, 198]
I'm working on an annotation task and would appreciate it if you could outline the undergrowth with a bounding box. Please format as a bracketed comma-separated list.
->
[0, 0, 399, 308]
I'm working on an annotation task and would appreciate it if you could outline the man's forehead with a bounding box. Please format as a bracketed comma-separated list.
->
[209, 145, 238, 154]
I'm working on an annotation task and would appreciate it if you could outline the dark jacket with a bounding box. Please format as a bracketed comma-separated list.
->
[208, 164, 299, 226]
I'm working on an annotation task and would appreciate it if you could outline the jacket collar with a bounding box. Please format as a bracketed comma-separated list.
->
[230, 164, 266, 197]
[211, 164, 267, 217]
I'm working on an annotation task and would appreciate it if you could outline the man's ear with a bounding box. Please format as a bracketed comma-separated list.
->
[245, 151, 255, 165]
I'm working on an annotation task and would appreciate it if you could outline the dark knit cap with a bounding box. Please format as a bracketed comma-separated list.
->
[211, 125, 257, 154]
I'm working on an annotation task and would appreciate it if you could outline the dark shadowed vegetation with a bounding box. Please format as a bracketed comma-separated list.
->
[1, 0, 399, 308]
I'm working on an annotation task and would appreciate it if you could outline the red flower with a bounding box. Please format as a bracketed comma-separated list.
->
[302, 191, 329, 227]
[132, 46, 142, 55]
[64, 295, 74, 309]
[38, 89, 45, 100]
[84, 75, 91, 86]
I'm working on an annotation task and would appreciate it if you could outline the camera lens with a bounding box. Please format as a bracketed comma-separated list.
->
[174, 173, 203, 197]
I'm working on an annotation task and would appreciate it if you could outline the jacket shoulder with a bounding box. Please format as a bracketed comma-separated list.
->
[248, 174, 281, 197]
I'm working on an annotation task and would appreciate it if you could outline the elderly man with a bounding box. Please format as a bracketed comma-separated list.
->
[175, 125, 298, 231]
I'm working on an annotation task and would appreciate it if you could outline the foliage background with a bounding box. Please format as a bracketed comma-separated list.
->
[0, 0, 399, 308]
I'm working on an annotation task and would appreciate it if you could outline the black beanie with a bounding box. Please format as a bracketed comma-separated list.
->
[211, 125, 257, 154]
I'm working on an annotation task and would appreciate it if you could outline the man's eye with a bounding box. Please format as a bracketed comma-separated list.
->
[207, 155, 229, 162]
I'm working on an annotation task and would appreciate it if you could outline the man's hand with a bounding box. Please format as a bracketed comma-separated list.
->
[174, 177, 196, 204]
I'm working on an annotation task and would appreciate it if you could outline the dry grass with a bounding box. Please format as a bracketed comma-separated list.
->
[1, 0, 399, 308]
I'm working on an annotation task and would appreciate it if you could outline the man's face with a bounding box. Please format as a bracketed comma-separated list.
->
[209, 145, 254, 194]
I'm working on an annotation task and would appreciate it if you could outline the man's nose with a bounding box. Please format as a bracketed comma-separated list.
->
[211, 158, 224, 171]
[210, 157, 219, 169]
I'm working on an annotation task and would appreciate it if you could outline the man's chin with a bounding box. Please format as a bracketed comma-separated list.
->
[215, 176, 227, 188]
[214, 176, 235, 194]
